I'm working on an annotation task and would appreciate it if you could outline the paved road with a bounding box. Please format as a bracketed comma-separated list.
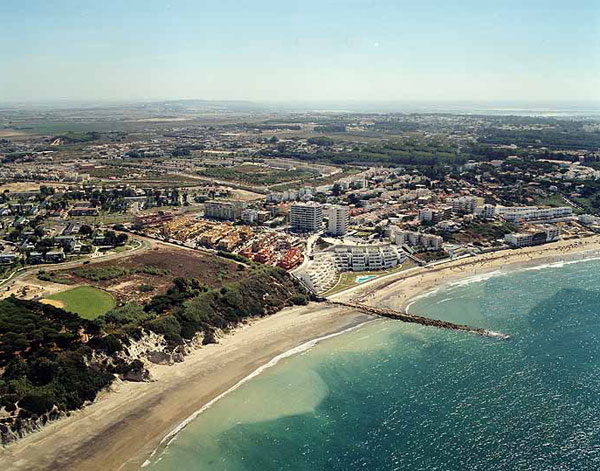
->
[291, 231, 322, 274]
[0, 237, 151, 291]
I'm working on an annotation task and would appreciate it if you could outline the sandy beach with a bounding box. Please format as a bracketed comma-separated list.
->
[0, 304, 370, 471]
[342, 235, 600, 312]
[3, 235, 600, 470]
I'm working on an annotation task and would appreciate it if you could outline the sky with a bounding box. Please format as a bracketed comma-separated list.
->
[1, 0, 599, 104]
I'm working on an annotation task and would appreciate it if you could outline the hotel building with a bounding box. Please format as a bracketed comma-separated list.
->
[327, 205, 349, 236]
[290, 202, 323, 233]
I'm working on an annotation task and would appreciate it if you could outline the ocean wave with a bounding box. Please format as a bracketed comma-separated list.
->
[446, 270, 507, 288]
[404, 288, 440, 313]
[436, 297, 454, 305]
[405, 254, 600, 313]
[518, 255, 600, 272]
[141, 321, 369, 468]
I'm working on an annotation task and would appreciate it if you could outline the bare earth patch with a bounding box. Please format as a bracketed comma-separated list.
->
[1, 277, 74, 301]
[0, 182, 68, 193]
[40, 299, 65, 308]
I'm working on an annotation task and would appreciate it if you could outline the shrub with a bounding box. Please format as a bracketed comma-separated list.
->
[18, 394, 55, 415]
[102, 303, 153, 325]
[291, 294, 309, 305]
[147, 316, 182, 344]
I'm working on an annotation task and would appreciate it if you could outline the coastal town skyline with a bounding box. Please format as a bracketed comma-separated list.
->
[1, 1, 600, 470]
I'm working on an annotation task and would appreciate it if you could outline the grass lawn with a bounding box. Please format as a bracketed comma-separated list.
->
[535, 193, 567, 208]
[323, 260, 417, 297]
[45, 286, 115, 319]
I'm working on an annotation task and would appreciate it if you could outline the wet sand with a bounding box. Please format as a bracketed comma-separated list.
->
[0, 304, 370, 471]
[3, 235, 600, 470]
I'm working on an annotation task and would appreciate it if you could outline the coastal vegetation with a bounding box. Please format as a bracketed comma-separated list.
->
[45, 249, 246, 304]
[445, 220, 517, 246]
[71, 264, 168, 282]
[0, 297, 116, 443]
[0, 267, 309, 444]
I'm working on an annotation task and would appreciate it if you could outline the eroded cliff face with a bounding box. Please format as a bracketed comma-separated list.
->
[0, 328, 189, 444]
[0, 269, 310, 445]
[0, 405, 64, 443]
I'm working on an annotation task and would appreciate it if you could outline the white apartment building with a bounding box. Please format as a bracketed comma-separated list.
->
[392, 229, 443, 250]
[474, 204, 496, 219]
[579, 214, 600, 225]
[452, 196, 484, 214]
[327, 205, 349, 236]
[333, 245, 404, 272]
[267, 187, 313, 203]
[296, 253, 337, 293]
[496, 206, 573, 223]
[241, 209, 258, 224]
[204, 201, 245, 221]
[290, 202, 323, 232]
[418, 206, 452, 223]
[504, 225, 560, 247]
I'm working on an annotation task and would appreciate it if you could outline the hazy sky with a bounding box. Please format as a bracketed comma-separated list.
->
[1, 0, 599, 103]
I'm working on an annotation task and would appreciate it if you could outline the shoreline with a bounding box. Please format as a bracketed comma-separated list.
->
[341, 236, 600, 313]
[3, 236, 600, 470]
[401, 251, 600, 313]
[140, 320, 370, 469]
[0, 304, 371, 471]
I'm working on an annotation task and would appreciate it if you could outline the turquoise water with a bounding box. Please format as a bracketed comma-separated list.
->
[356, 275, 376, 283]
[146, 258, 600, 470]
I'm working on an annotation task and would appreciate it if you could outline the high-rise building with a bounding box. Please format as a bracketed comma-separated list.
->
[327, 205, 349, 236]
[290, 202, 323, 232]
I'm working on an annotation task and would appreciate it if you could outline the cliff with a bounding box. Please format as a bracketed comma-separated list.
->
[0, 267, 309, 444]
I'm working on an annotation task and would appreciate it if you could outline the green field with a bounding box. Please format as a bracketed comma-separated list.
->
[322, 260, 417, 297]
[197, 165, 315, 185]
[45, 286, 115, 319]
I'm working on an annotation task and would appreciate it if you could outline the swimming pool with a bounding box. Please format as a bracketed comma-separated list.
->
[355, 275, 376, 283]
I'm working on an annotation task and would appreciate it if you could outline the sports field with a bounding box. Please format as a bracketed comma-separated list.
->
[44, 286, 115, 319]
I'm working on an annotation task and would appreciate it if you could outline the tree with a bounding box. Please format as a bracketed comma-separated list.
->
[39, 186, 55, 197]
[79, 225, 92, 236]
[103, 303, 152, 325]
[104, 231, 117, 246]
[348, 193, 361, 205]
[36, 238, 55, 253]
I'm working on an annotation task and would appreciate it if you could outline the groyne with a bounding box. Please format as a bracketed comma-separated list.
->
[326, 300, 510, 340]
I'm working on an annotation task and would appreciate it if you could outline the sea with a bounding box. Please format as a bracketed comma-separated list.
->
[143, 257, 600, 470]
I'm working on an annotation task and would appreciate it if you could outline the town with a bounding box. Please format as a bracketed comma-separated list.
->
[2, 1, 599, 469]
[1, 104, 599, 299]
